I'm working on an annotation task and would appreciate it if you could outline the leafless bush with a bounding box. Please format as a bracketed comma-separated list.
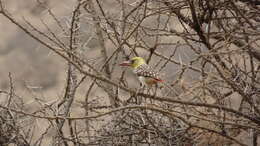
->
[0, 0, 259, 145]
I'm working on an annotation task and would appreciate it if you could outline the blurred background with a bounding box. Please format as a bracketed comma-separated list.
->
[0, 0, 70, 97]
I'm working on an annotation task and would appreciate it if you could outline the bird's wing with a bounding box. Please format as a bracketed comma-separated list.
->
[134, 64, 162, 81]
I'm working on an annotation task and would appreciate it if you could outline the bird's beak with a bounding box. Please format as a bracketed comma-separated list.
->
[119, 60, 131, 66]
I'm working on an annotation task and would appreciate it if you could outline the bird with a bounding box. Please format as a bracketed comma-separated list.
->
[119, 57, 163, 87]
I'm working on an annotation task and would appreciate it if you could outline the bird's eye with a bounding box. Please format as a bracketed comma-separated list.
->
[131, 60, 135, 64]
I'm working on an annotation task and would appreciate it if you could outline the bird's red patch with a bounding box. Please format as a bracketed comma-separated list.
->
[154, 78, 164, 82]
[145, 78, 164, 85]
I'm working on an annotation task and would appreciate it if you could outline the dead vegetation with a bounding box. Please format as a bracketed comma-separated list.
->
[0, 0, 259, 145]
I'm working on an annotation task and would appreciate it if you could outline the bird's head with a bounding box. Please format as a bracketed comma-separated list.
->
[119, 57, 146, 69]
